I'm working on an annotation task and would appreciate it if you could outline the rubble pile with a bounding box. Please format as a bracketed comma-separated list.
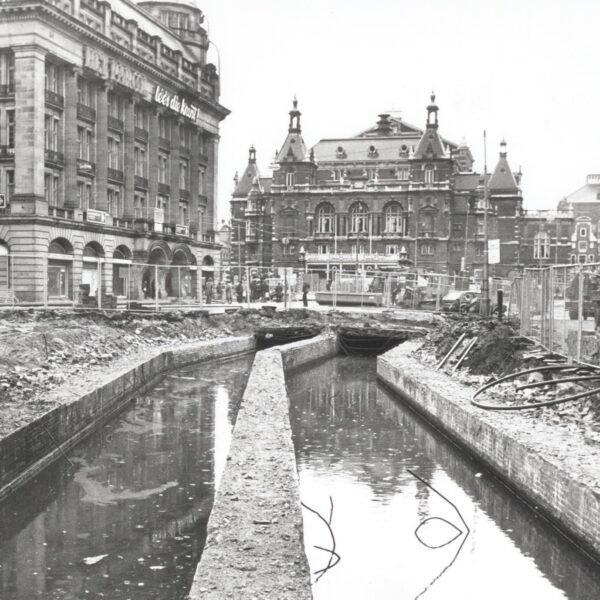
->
[0, 307, 427, 437]
[414, 314, 600, 442]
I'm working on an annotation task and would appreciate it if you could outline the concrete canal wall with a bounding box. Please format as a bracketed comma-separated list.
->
[377, 341, 600, 559]
[0, 336, 255, 502]
[189, 333, 338, 600]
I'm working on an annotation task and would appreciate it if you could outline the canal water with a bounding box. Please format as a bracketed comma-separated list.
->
[0, 353, 254, 600]
[287, 356, 600, 600]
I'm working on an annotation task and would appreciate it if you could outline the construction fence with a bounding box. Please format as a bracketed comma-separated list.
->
[519, 263, 600, 364]
[0, 253, 513, 314]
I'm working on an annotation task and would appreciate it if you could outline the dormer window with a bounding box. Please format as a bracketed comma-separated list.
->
[580, 227, 587, 237]
[335, 146, 347, 159]
[368, 145, 379, 158]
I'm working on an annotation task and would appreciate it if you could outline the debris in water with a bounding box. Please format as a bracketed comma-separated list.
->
[82, 554, 108, 566]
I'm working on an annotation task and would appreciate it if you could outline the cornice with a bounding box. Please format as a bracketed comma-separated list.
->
[0, 1, 229, 119]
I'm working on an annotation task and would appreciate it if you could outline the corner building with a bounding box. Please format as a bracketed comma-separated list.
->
[0, 0, 228, 303]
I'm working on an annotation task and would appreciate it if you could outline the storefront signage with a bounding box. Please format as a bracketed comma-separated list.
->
[154, 86, 199, 122]
[488, 239, 500, 264]
[83, 47, 146, 94]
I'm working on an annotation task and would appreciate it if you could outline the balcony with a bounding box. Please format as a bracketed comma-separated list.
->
[134, 175, 148, 189]
[77, 158, 95, 175]
[198, 152, 209, 165]
[107, 168, 124, 182]
[77, 103, 96, 122]
[49, 206, 74, 219]
[179, 146, 191, 158]
[108, 116, 124, 131]
[45, 149, 65, 166]
[0, 145, 14, 160]
[45, 89, 64, 109]
[179, 189, 191, 201]
[158, 136, 170, 149]
[158, 182, 170, 195]
[175, 224, 190, 237]
[0, 84, 14, 97]
[134, 127, 148, 142]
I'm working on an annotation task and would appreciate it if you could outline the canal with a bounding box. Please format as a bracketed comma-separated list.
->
[287, 355, 600, 600]
[0, 353, 254, 600]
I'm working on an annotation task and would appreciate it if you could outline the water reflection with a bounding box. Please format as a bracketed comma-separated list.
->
[287, 356, 600, 600]
[0, 354, 253, 600]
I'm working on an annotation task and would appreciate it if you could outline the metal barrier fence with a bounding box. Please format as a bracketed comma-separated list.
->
[0, 252, 512, 315]
[520, 263, 600, 364]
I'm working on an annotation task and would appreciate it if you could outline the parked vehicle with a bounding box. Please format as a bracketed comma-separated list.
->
[440, 290, 480, 312]
[565, 272, 600, 320]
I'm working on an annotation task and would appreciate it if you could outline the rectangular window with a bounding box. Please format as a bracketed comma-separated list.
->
[286, 172, 296, 188]
[45, 115, 60, 151]
[77, 77, 95, 108]
[579, 240, 588, 252]
[420, 244, 434, 256]
[179, 159, 189, 189]
[580, 227, 587, 237]
[107, 187, 122, 218]
[45, 63, 61, 93]
[134, 104, 147, 129]
[108, 136, 122, 170]
[317, 244, 329, 255]
[424, 168, 434, 185]
[477, 219, 484, 235]
[6, 110, 14, 149]
[134, 145, 147, 177]
[158, 153, 169, 183]
[156, 194, 168, 210]
[178, 201, 188, 225]
[6, 169, 14, 200]
[198, 168, 205, 194]
[134, 191, 147, 219]
[386, 245, 398, 256]
[158, 115, 170, 140]
[351, 244, 365, 255]
[397, 167, 409, 181]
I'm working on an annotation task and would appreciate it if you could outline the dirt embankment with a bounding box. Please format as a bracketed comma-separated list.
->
[415, 315, 600, 445]
[0, 307, 428, 438]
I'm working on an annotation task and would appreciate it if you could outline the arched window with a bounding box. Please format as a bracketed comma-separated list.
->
[384, 203, 403, 234]
[350, 202, 369, 234]
[316, 204, 334, 234]
[424, 165, 434, 185]
[533, 231, 550, 259]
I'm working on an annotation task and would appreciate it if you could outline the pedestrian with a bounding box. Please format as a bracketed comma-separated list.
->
[216, 280, 223, 302]
[235, 281, 244, 303]
[302, 282, 310, 307]
[225, 281, 233, 303]
[205, 278, 214, 304]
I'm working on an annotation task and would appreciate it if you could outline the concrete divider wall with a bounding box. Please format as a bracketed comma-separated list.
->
[0, 336, 255, 501]
[190, 333, 338, 600]
[378, 341, 600, 559]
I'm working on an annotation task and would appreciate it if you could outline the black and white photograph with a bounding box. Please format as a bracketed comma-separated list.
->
[0, 0, 600, 598]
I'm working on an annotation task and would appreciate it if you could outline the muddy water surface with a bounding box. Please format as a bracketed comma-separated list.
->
[0, 354, 254, 600]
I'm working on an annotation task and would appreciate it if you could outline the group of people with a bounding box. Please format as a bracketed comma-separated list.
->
[202, 277, 310, 306]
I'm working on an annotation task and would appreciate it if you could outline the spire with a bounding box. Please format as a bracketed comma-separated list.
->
[413, 93, 446, 159]
[426, 92, 439, 129]
[276, 98, 307, 163]
[233, 145, 261, 197]
[488, 139, 519, 192]
[288, 96, 301, 133]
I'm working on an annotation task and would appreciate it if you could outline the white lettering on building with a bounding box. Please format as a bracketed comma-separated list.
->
[154, 86, 199, 122]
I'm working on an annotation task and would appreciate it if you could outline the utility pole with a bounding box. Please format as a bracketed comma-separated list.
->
[481, 130, 490, 317]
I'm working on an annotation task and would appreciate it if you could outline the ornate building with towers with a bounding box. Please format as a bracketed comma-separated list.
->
[0, 0, 228, 304]
[231, 95, 533, 280]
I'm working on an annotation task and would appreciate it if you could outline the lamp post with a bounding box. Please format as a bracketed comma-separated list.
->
[480, 131, 490, 317]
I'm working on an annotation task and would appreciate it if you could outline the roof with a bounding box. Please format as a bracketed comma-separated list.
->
[312, 136, 421, 163]
[565, 182, 600, 204]
[488, 155, 519, 192]
[413, 127, 448, 160]
[276, 132, 307, 163]
[454, 173, 489, 192]
[233, 160, 261, 197]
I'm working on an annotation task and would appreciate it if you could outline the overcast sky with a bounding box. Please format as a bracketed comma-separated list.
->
[197, 0, 599, 223]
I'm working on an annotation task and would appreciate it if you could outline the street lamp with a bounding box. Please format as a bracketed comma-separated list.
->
[478, 131, 490, 317]
[398, 245, 412, 268]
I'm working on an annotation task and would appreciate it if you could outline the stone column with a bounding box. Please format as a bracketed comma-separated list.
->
[169, 117, 181, 228]
[63, 67, 79, 209]
[189, 126, 200, 237]
[123, 95, 135, 219]
[12, 45, 47, 215]
[204, 134, 219, 240]
[95, 81, 108, 212]
[148, 107, 159, 216]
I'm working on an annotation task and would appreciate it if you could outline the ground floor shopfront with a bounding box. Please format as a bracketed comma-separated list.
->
[0, 220, 220, 306]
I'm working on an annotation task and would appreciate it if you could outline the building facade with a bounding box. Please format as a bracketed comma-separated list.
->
[231, 97, 528, 279]
[0, 0, 228, 303]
